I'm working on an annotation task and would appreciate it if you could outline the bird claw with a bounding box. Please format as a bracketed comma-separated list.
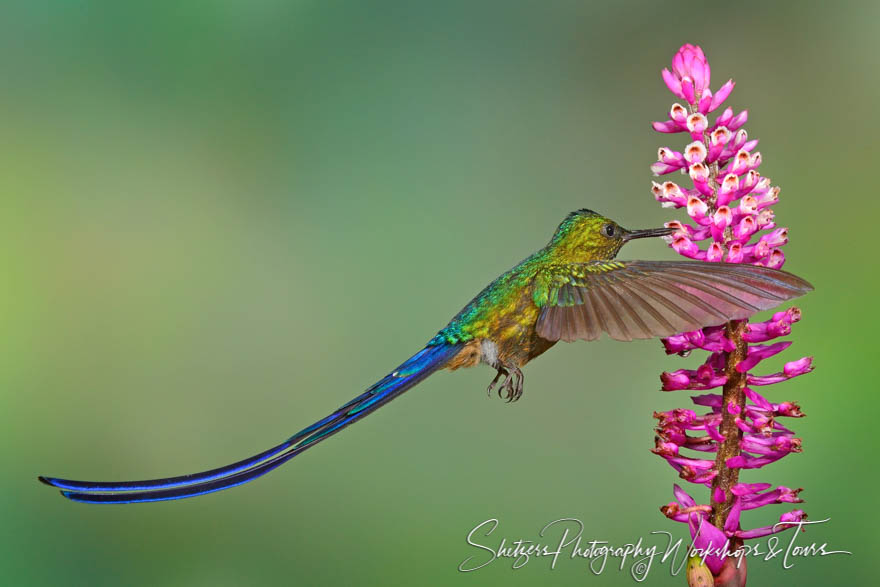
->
[487, 366, 523, 403]
[487, 368, 508, 397]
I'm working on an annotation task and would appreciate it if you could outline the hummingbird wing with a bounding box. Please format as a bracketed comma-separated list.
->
[534, 260, 812, 342]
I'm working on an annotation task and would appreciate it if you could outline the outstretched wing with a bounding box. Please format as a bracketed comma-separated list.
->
[534, 260, 812, 342]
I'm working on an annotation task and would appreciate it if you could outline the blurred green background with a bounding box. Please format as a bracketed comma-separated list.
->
[2, 1, 877, 585]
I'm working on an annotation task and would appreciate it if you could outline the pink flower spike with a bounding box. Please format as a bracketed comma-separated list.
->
[709, 79, 735, 112]
[650, 44, 814, 553]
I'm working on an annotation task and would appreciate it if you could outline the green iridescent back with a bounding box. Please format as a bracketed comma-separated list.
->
[432, 209, 626, 346]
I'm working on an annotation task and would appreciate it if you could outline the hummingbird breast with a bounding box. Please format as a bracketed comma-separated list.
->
[445, 288, 555, 372]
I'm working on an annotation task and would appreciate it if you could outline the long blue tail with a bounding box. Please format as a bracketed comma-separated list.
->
[39, 342, 461, 504]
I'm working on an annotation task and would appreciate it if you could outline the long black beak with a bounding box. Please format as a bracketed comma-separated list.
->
[621, 226, 675, 241]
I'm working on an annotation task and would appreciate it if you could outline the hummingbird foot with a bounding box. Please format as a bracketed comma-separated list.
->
[500, 365, 524, 403]
[487, 367, 509, 397]
[486, 363, 523, 403]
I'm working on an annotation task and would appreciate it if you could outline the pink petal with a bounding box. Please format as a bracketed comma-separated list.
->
[709, 79, 735, 111]
[653, 119, 682, 133]
[688, 515, 727, 574]
[661, 68, 685, 99]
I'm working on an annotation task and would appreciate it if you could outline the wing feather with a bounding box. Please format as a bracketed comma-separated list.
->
[604, 280, 654, 340]
[611, 278, 679, 335]
[591, 279, 634, 341]
[535, 260, 812, 342]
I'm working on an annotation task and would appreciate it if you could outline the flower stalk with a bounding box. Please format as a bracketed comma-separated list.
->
[649, 44, 813, 585]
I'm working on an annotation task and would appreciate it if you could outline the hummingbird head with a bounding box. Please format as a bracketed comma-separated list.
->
[549, 209, 675, 261]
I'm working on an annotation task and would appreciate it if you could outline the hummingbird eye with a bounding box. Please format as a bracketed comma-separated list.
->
[603, 223, 616, 237]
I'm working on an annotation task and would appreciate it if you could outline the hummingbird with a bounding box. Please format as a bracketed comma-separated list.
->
[39, 209, 811, 503]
